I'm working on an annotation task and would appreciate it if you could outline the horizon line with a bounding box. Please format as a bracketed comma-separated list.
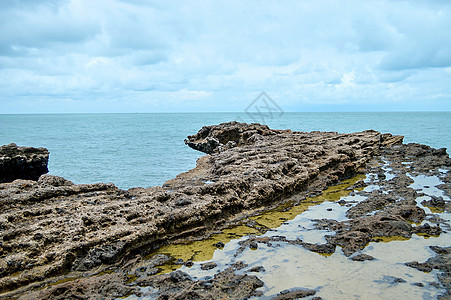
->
[1, 110, 451, 115]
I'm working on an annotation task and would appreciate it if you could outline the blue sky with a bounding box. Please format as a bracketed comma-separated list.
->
[1, 0, 451, 113]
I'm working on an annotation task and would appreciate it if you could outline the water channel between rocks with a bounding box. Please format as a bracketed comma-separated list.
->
[126, 159, 450, 300]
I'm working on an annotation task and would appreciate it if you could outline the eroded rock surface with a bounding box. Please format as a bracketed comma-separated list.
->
[19, 272, 140, 300]
[4, 121, 447, 299]
[0, 143, 49, 183]
[309, 143, 451, 257]
[134, 268, 264, 299]
[184, 121, 292, 154]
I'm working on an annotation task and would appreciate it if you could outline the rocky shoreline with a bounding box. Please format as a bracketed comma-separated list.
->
[0, 143, 49, 184]
[0, 122, 450, 299]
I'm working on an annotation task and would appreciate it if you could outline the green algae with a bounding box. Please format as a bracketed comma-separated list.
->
[125, 274, 138, 284]
[251, 175, 365, 229]
[371, 235, 411, 243]
[153, 225, 262, 274]
[414, 232, 441, 239]
[147, 174, 365, 274]
[371, 232, 441, 244]
[423, 204, 445, 214]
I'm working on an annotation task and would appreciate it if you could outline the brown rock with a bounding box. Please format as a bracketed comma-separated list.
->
[351, 254, 375, 261]
[137, 268, 264, 299]
[0, 123, 409, 296]
[200, 262, 217, 270]
[327, 214, 413, 256]
[19, 272, 140, 300]
[272, 288, 316, 299]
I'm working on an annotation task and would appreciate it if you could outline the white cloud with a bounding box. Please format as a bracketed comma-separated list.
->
[0, 0, 450, 113]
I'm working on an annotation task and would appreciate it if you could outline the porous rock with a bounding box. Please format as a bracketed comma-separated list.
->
[0, 143, 49, 183]
[0, 122, 404, 296]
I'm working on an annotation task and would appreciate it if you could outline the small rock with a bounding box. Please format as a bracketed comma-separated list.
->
[405, 261, 433, 272]
[248, 266, 265, 272]
[393, 277, 406, 283]
[413, 223, 442, 235]
[170, 271, 191, 283]
[350, 254, 375, 261]
[296, 241, 336, 254]
[232, 261, 248, 270]
[421, 196, 446, 209]
[200, 262, 217, 270]
[430, 245, 449, 255]
[249, 242, 258, 250]
[273, 288, 316, 299]
[214, 241, 225, 248]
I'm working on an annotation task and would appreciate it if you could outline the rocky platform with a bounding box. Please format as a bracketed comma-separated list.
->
[0, 122, 450, 299]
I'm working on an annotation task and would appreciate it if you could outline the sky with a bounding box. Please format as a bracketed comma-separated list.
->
[1, 0, 451, 113]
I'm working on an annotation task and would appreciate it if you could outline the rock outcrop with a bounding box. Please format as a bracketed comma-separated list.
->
[0, 143, 49, 183]
[310, 142, 451, 257]
[184, 121, 291, 154]
[0, 122, 407, 297]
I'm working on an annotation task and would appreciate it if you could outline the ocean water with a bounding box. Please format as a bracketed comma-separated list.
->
[0, 112, 450, 190]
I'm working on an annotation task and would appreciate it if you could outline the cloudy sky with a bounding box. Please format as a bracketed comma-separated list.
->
[1, 0, 450, 113]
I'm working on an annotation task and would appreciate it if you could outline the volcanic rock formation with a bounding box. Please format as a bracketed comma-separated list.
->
[3, 121, 446, 299]
[0, 143, 49, 183]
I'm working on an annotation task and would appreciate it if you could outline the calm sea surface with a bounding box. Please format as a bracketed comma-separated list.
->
[1, 112, 450, 189]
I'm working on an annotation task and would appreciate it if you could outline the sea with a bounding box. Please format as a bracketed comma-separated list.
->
[1, 112, 450, 190]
